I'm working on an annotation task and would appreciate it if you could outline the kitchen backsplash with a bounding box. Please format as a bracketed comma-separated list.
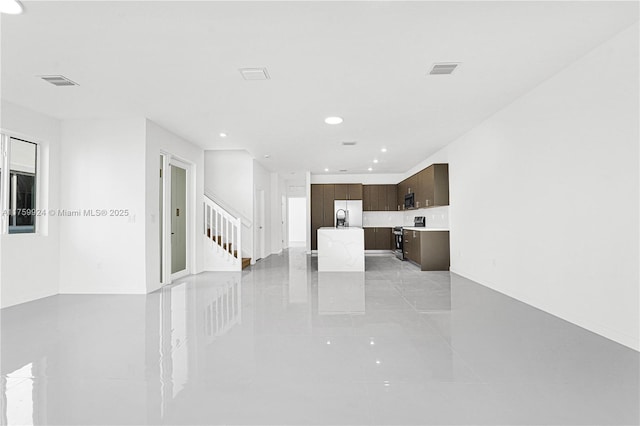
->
[362, 206, 449, 229]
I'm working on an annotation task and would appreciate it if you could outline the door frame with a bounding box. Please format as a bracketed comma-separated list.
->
[281, 195, 287, 250]
[161, 154, 193, 284]
[255, 189, 266, 261]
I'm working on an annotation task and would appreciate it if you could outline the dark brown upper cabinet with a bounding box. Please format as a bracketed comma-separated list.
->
[407, 174, 418, 196]
[348, 184, 363, 200]
[334, 184, 347, 200]
[397, 180, 409, 210]
[397, 176, 416, 210]
[334, 184, 363, 200]
[386, 185, 398, 212]
[363, 185, 397, 211]
[369, 185, 381, 211]
[363, 185, 371, 210]
[416, 164, 449, 209]
[396, 163, 449, 210]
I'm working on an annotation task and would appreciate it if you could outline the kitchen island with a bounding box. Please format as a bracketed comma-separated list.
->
[317, 227, 365, 271]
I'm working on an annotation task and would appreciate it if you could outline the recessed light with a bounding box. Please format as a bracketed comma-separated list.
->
[264, 154, 270, 159]
[324, 116, 343, 125]
[324, 168, 329, 172]
[368, 167, 373, 171]
[381, 148, 387, 153]
[373, 159, 379, 164]
[0, 0, 23, 14]
[219, 132, 227, 138]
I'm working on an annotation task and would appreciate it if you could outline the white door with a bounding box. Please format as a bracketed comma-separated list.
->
[256, 189, 265, 261]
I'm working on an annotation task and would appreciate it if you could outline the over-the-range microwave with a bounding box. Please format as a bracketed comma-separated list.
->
[404, 193, 415, 209]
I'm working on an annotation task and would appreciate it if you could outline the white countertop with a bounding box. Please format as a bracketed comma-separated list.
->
[403, 227, 450, 232]
[318, 227, 363, 230]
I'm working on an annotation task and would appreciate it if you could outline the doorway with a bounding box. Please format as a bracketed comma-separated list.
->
[160, 155, 191, 284]
[255, 189, 265, 261]
[159, 155, 165, 283]
[171, 164, 187, 276]
[288, 197, 307, 247]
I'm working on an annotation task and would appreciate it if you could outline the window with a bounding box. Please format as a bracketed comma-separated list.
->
[1, 135, 38, 234]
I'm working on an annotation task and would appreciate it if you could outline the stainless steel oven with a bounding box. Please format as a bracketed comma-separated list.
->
[393, 226, 404, 260]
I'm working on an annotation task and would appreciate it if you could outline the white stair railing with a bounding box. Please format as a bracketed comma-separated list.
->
[203, 195, 242, 270]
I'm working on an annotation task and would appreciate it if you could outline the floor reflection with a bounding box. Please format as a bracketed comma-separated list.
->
[1, 249, 637, 425]
[3, 363, 34, 426]
[148, 274, 244, 423]
[318, 272, 365, 315]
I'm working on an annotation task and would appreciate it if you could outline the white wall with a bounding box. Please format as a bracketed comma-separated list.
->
[270, 173, 285, 254]
[285, 178, 306, 197]
[59, 119, 147, 294]
[204, 150, 253, 222]
[204, 151, 285, 261]
[422, 24, 640, 350]
[145, 119, 204, 293]
[0, 101, 61, 308]
[204, 150, 253, 258]
[1, 110, 205, 303]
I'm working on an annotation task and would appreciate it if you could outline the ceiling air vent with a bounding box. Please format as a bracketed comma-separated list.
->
[341, 141, 357, 146]
[339, 169, 348, 172]
[428, 63, 460, 75]
[239, 68, 270, 80]
[39, 75, 79, 86]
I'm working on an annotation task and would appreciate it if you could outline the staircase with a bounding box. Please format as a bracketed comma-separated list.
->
[203, 196, 251, 271]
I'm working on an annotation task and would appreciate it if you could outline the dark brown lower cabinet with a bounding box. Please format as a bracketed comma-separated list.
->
[404, 230, 450, 271]
[403, 230, 420, 263]
[364, 227, 393, 250]
[364, 228, 376, 249]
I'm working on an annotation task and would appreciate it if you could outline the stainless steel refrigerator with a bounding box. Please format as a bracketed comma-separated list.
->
[333, 200, 363, 228]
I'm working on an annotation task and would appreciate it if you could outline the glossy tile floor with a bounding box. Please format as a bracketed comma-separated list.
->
[1, 249, 638, 425]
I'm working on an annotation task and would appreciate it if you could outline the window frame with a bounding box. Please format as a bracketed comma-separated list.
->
[0, 133, 41, 236]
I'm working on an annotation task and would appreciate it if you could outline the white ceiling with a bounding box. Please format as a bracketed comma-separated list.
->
[1, 1, 638, 176]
